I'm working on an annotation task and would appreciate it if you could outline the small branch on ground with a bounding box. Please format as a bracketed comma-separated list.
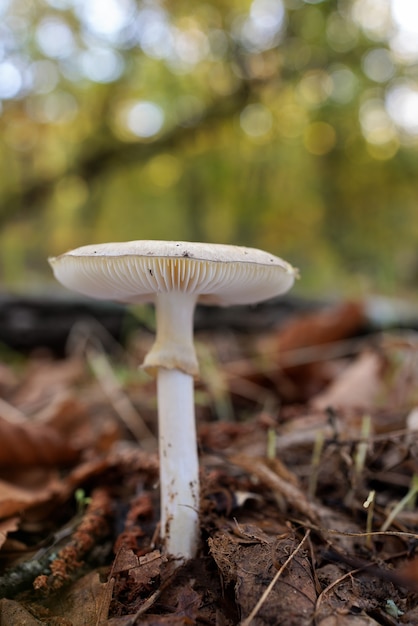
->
[33, 487, 112, 594]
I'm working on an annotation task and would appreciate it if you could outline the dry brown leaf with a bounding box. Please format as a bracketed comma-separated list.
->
[0, 416, 79, 468]
[0, 473, 62, 518]
[11, 356, 86, 412]
[276, 301, 366, 353]
[210, 528, 316, 625]
[36, 390, 124, 458]
[44, 570, 113, 626]
[312, 351, 383, 410]
[254, 301, 368, 403]
[129, 553, 164, 587]
[0, 598, 44, 626]
[112, 548, 164, 586]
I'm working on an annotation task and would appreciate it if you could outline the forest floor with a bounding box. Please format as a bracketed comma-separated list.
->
[1, 299, 418, 625]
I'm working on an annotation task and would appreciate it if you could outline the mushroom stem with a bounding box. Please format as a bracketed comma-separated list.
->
[144, 291, 200, 559]
[157, 367, 199, 560]
[143, 292, 199, 376]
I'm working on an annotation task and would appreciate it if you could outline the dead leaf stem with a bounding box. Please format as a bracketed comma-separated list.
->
[230, 454, 320, 523]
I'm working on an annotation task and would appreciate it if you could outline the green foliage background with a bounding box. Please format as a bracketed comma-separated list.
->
[1, 0, 417, 297]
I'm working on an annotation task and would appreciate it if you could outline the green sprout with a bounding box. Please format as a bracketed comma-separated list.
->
[75, 488, 92, 514]
[381, 474, 418, 531]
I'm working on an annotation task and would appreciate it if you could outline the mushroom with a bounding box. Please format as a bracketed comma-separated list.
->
[49, 240, 297, 560]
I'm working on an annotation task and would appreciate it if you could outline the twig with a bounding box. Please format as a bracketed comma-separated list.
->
[33, 487, 112, 594]
[230, 454, 320, 523]
[124, 588, 163, 625]
[240, 529, 311, 626]
[291, 518, 418, 542]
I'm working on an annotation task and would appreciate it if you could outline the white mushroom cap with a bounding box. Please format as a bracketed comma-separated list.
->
[49, 240, 297, 306]
[50, 240, 297, 376]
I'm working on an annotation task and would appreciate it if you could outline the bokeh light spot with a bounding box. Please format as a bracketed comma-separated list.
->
[352, 0, 392, 40]
[391, 0, 418, 35]
[367, 138, 399, 160]
[172, 27, 210, 67]
[326, 12, 359, 53]
[235, 0, 285, 53]
[390, 0, 418, 61]
[136, 8, 173, 60]
[0, 61, 22, 99]
[36, 17, 75, 59]
[125, 101, 164, 138]
[240, 103, 273, 139]
[386, 81, 418, 135]
[75, 0, 135, 42]
[329, 66, 357, 103]
[359, 98, 397, 144]
[297, 69, 333, 106]
[362, 48, 395, 83]
[80, 47, 124, 83]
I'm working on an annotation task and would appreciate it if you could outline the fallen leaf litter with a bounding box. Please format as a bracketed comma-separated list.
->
[0, 299, 418, 624]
